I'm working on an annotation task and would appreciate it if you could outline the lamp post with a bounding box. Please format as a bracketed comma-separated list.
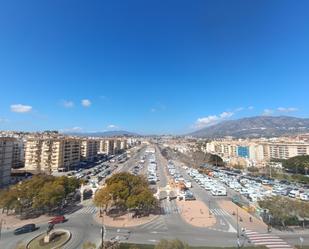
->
[100, 207, 105, 249]
[0, 219, 5, 240]
[208, 199, 211, 217]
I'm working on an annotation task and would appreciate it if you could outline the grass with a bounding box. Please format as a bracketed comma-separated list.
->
[119, 243, 267, 249]
[27, 231, 69, 249]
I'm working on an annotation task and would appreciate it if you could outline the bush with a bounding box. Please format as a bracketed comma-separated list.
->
[155, 239, 189, 249]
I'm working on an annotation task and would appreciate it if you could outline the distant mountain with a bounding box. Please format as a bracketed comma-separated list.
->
[189, 116, 309, 138]
[64, 130, 140, 137]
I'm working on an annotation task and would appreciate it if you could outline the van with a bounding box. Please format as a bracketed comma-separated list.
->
[288, 189, 300, 198]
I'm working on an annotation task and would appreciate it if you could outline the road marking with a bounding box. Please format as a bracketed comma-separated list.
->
[210, 208, 231, 217]
[138, 216, 168, 231]
[75, 206, 97, 214]
[245, 230, 293, 249]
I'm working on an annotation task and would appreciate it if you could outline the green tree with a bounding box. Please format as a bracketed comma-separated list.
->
[0, 175, 80, 216]
[259, 196, 300, 227]
[94, 172, 156, 215]
[283, 155, 309, 174]
[34, 181, 65, 211]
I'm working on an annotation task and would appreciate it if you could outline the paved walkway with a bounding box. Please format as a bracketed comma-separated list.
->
[94, 212, 159, 228]
[176, 199, 216, 228]
[217, 199, 267, 232]
[0, 211, 51, 230]
[245, 229, 294, 249]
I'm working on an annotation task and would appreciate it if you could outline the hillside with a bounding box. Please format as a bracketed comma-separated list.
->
[189, 116, 309, 138]
[64, 130, 140, 137]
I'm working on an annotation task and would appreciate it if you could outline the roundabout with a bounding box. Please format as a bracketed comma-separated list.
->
[26, 229, 71, 249]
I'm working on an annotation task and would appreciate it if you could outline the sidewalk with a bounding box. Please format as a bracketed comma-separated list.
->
[176, 199, 216, 228]
[0, 212, 51, 230]
[94, 212, 159, 228]
[217, 199, 267, 232]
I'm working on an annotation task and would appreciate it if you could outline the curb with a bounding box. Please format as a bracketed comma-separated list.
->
[26, 229, 71, 249]
[93, 212, 160, 228]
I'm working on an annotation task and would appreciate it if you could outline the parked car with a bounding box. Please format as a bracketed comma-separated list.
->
[184, 190, 196, 201]
[14, 224, 36, 235]
[48, 215, 66, 224]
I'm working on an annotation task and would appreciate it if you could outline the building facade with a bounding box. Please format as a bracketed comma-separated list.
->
[81, 139, 99, 161]
[0, 137, 14, 188]
[25, 138, 81, 173]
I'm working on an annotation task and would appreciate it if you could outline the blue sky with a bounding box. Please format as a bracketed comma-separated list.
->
[0, 0, 308, 134]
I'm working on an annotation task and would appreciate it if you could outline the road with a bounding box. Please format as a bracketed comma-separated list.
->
[1, 144, 309, 248]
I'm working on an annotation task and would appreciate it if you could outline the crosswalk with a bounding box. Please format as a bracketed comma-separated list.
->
[161, 199, 181, 215]
[75, 206, 98, 214]
[245, 230, 294, 249]
[210, 208, 232, 217]
[137, 216, 168, 231]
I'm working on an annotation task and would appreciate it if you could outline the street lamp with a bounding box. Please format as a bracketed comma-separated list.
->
[208, 199, 211, 217]
[236, 208, 247, 249]
[100, 207, 106, 249]
[0, 219, 6, 240]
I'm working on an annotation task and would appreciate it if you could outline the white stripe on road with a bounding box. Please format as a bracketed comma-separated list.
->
[245, 230, 293, 249]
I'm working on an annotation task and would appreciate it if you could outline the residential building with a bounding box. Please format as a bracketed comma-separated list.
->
[12, 140, 25, 169]
[81, 139, 99, 161]
[25, 138, 81, 173]
[0, 137, 14, 188]
[99, 139, 115, 155]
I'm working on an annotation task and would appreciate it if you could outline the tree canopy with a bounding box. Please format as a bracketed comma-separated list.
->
[0, 175, 81, 215]
[259, 196, 309, 227]
[282, 155, 309, 174]
[94, 172, 157, 215]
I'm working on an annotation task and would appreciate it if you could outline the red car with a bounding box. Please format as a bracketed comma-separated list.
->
[48, 215, 66, 224]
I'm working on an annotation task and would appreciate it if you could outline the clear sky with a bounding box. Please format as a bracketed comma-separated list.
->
[0, 0, 308, 135]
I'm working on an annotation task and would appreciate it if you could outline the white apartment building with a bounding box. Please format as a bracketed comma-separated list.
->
[99, 139, 115, 155]
[81, 139, 99, 161]
[0, 137, 14, 188]
[25, 138, 81, 173]
[262, 141, 309, 160]
[205, 139, 309, 166]
[120, 140, 127, 151]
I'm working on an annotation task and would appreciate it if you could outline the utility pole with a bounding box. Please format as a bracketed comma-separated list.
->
[237, 208, 240, 249]
[0, 219, 5, 240]
[208, 199, 211, 217]
[101, 207, 106, 249]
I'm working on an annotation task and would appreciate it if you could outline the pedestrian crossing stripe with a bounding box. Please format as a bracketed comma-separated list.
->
[75, 206, 97, 214]
[161, 200, 181, 215]
[138, 217, 168, 231]
[245, 230, 294, 249]
[210, 208, 231, 217]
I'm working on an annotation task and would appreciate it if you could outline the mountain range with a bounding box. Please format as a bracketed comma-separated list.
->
[189, 116, 309, 138]
[64, 130, 140, 137]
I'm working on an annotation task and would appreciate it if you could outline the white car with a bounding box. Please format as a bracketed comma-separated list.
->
[299, 193, 309, 201]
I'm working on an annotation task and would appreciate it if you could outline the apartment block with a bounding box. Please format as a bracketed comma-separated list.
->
[12, 140, 25, 169]
[25, 138, 81, 173]
[99, 139, 115, 155]
[120, 140, 127, 151]
[114, 139, 122, 154]
[205, 138, 309, 166]
[0, 137, 14, 188]
[262, 141, 309, 160]
[81, 139, 99, 161]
